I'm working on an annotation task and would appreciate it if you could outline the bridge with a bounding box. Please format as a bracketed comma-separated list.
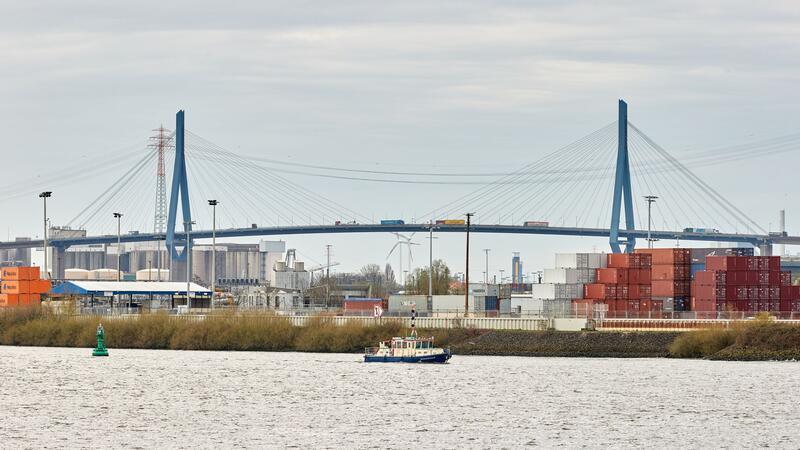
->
[0, 99, 794, 278]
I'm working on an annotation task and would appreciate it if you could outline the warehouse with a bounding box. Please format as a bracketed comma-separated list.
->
[51, 280, 212, 312]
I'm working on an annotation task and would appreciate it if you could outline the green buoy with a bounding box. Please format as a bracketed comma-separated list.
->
[92, 323, 109, 357]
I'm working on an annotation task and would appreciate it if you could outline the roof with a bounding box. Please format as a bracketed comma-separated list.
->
[51, 281, 211, 296]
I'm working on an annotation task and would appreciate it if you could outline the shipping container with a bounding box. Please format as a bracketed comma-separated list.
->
[691, 297, 716, 312]
[543, 268, 595, 284]
[607, 253, 652, 269]
[690, 248, 754, 265]
[634, 248, 690, 265]
[596, 268, 628, 284]
[583, 283, 617, 300]
[523, 221, 549, 227]
[0, 266, 40, 281]
[434, 219, 465, 225]
[1, 280, 31, 294]
[651, 280, 690, 297]
[380, 219, 405, 225]
[554, 253, 607, 269]
[530, 283, 583, 300]
[650, 265, 690, 281]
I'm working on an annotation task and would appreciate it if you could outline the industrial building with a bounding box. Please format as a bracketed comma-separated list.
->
[51, 280, 212, 311]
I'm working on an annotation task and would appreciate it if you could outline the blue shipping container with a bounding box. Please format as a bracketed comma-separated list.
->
[380, 219, 405, 225]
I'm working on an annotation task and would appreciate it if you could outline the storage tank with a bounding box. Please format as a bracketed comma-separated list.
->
[64, 268, 90, 280]
[135, 269, 170, 281]
[274, 261, 286, 272]
[293, 261, 305, 271]
[89, 268, 119, 280]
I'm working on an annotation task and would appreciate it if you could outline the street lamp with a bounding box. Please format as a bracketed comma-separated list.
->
[464, 212, 475, 317]
[185, 220, 196, 310]
[38, 192, 52, 279]
[483, 248, 491, 284]
[113, 212, 123, 281]
[208, 200, 218, 312]
[644, 196, 658, 248]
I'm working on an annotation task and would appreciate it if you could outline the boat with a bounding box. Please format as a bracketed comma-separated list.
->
[363, 335, 451, 363]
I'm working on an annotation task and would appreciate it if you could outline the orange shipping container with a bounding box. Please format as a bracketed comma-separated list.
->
[650, 265, 690, 281]
[0, 266, 40, 281]
[19, 294, 40, 305]
[634, 248, 690, 265]
[29, 280, 52, 294]
[607, 253, 652, 269]
[0, 293, 21, 307]
[1, 280, 31, 294]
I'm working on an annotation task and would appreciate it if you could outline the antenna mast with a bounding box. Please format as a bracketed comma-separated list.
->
[150, 126, 172, 234]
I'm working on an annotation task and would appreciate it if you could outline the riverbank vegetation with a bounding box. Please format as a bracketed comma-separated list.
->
[2, 307, 800, 359]
[669, 315, 800, 360]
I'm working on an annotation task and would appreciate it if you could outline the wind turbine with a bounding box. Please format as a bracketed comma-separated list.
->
[386, 232, 420, 285]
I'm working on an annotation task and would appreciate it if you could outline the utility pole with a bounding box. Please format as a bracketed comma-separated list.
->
[325, 244, 332, 308]
[465, 212, 474, 317]
[644, 195, 658, 248]
[113, 212, 123, 282]
[483, 248, 490, 284]
[39, 192, 51, 279]
[427, 222, 437, 309]
[208, 200, 218, 312]
[185, 220, 195, 310]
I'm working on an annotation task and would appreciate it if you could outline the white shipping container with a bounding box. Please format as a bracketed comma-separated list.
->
[554, 253, 607, 269]
[510, 294, 544, 315]
[542, 299, 573, 317]
[543, 269, 595, 284]
[530, 283, 583, 300]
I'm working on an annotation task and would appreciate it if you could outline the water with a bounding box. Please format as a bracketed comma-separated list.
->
[1, 346, 798, 449]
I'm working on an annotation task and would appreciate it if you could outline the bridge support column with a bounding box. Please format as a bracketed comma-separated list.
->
[166, 110, 192, 263]
[52, 245, 68, 280]
[609, 99, 636, 253]
[759, 242, 773, 256]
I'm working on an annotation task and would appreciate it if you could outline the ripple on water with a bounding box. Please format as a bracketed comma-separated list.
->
[0, 348, 799, 448]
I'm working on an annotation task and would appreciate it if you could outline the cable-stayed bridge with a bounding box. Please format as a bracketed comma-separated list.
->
[1, 100, 796, 274]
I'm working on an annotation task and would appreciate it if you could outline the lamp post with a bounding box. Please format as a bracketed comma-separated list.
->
[113, 213, 123, 281]
[208, 200, 218, 312]
[38, 192, 52, 279]
[427, 222, 438, 311]
[185, 220, 196, 310]
[644, 195, 658, 248]
[464, 212, 475, 317]
[483, 248, 490, 284]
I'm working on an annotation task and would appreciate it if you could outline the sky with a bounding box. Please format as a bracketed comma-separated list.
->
[1, 1, 799, 280]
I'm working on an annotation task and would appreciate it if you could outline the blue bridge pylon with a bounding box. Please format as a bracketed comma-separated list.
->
[609, 99, 636, 254]
[165, 110, 193, 261]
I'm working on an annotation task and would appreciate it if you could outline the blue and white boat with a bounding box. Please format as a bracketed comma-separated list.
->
[363, 335, 451, 363]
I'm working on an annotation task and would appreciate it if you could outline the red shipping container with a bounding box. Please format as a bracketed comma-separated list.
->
[780, 299, 792, 312]
[627, 299, 640, 312]
[615, 299, 628, 312]
[780, 271, 792, 287]
[652, 280, 690, 297]
[768, 256, 781, 271]
[706, 256, 747, 271]
[635, 248, 690, 265]
[584, 284, 617, 300]
[617, 284, 652, 300]
[650, 265, 690, 281]
[769, 286, 781, 300]
[692, 297, 716, 312]
[694, 270, 726, 286]
[596, 268, 628, 284]
[628, 268, 652, 285]
[607, 253, 652, 269]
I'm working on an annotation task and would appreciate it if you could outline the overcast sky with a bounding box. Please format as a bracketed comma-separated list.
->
[1, 1, 799, 278]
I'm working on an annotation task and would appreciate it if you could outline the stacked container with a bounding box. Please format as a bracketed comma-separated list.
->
[576, 253, 653, 317]
[635, 248, 691, 312]
[689, 248, 754, 277]
[0, 266, 51, 307]
[692, 256, 799, 315]
[533, 253, 605, 316]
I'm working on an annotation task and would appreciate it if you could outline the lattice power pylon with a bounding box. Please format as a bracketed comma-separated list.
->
[149, 126, 173, 234]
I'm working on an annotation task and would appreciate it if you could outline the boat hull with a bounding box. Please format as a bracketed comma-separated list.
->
[364, 350, 451, 363]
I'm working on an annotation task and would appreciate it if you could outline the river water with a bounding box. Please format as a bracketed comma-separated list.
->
[1, 346, 798, 449]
